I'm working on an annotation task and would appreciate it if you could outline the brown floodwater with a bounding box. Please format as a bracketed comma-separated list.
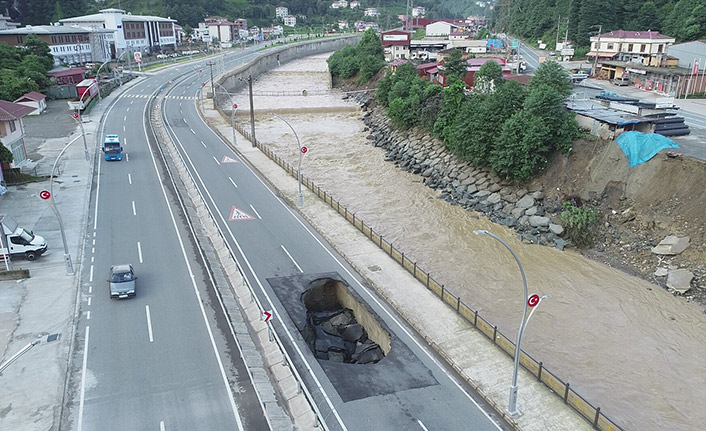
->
[242, 53, 706, 431]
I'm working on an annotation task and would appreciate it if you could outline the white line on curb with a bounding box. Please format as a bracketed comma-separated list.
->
[77, 326, 90, 431]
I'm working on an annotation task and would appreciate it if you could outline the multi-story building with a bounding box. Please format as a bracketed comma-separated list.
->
[338, 20, 349, 29]
[0, 100, 35, 172]
[207, 20, 238, 43]
[0, 13, 20, 30]
[350, 1, 360, 9]
[276, 7, 289, 19]
[60, 8, 177, 57]
[588, 30, 675, 66]
[364, 8, 379, 17]
[283, 15, 297, 27]
[412, 6, 426, 17]
[0, 25, 113, 65]
[381, 30, 411, 61]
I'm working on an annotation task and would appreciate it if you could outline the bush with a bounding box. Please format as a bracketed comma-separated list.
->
[327, 28, 384, 83]
[559, 201, 599, 248]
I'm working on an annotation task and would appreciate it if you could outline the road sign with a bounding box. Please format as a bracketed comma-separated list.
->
[512, 40, 519, 47]
[263, 310, 272, 322]
[233, 103, 238, 109]
[39, 190, 51, 200]
[72, 112, 79, 119]
[221, 155, 239, 163]
[133, 52, 142, 63]
[301, 146, 308, 154]
[528, 294, 540, 307]
[229, 206, 255, 221]
[202, 82, 206, 87]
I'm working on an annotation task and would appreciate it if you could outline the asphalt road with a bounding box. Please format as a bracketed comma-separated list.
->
[158, 52, 507, 430]
[73, 50, 271, 431]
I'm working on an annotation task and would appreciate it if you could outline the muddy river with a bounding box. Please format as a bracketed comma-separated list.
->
[228, 53, 706, 431]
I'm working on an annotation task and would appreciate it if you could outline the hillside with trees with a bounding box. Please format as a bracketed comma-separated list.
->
[1, 0, 487, 29]
[493, 0, 706, 48]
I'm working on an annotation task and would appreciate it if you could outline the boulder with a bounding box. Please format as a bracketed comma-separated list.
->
[651, 235, 690, 255]
[548, 223, 565, 235]
[488, 183, 502, 193]
[525, 206, 538, 216]
[529, 215, 551, 227]
[475, 190, 491, 198]
[667, 269, 694, 294]
[516, 195, 535, 209]
[654, 267, 669, 277]
[511, 207, 525, 219]
[487, 193, 502, 204]
[531, 190, 545, 200]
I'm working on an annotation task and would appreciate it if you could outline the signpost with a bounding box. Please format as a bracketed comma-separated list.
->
[528, 294, 540, 307]
[263, 310, 273, 322]
[301, 146, 308, 154]
[39, 190, 51, 200]
[133, 51, 142, 72]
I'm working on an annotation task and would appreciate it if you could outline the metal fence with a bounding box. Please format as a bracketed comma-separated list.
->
[226, 118, 624, 431]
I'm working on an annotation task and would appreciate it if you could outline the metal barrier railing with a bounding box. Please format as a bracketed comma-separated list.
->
[227, 118, 625, 431]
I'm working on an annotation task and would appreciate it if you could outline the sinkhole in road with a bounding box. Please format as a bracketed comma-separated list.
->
[300, 277, 390, 364]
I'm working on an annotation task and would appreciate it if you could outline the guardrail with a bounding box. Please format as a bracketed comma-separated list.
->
[227, 118, 624, 431]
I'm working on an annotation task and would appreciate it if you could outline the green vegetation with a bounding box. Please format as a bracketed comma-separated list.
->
[327, 29, 385, 84]
[0, 140, 13, 164]
[0, 34, 53, 101]
[559, 201, 599, 247]
[494, 0, 706, 47]
[376, 60, 580, 182]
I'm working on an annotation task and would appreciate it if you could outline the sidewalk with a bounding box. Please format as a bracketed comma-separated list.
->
[200, 104, 595, 431]
[583, 77, 706, 114]
[0, 81, 138, 430]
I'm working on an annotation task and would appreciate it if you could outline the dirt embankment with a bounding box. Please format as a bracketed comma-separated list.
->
[532, 137, 706, 304]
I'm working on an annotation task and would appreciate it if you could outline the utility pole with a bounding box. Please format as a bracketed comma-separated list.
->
[556, 15, 560, 49]
[248, 75, 256, 147]
[206, 60, 215, 109]
[592, 25, 602, 77]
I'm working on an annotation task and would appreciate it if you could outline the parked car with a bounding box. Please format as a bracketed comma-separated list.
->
[612, 75, 631, 86]
[570, 72, 589, 83]
[108, 264, 137, 299]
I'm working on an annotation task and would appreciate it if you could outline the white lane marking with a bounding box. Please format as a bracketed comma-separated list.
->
[229, 177, 238, 188]
[201, 140, 206, 148]
[89, 265, 93, 282]
[160, 421, 165, 431]
[123, 115, 126, 121]
[143, 100, 244, 430]
[77, 326, 89, 431]
[88, 285, 92, 294]
[249, 204, 262, 220]
[132, 200, 136, 216]
[281, 245, 302, 273]
[128, 173, 132, 184]
[91, 247, 94, 253]
[123, 125, 126, 131]
[126, 153, 129, 162]
[417, 420, 430, 431]
[126, 107, 130, 112]
[88, 297, 91, 306]
[194, 110, 501, 430]
[86, 311, 91, 320]
[190, 128, 195, 134]
[179, 102, 182, 107]
[90, 256, 94, 263]
[137, 241, 143, 264]
[130, 100, 134, 105]
[145, 305, 154, 342]
[213, 156, 220, 165]
[124, 138, 127, 146]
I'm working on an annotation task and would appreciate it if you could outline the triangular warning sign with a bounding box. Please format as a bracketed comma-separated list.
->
[229, 206, 255, 221]
[222, 155, 239, 163]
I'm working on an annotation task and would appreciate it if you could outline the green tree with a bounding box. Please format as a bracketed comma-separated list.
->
[0, 140, 13, 164]
[18, 55, 51, 88]
[473, 60, 503, 94]
[433, 78, 466, 141]
[0, 43, 21, 70]
[442, 49, 467, 83]
[523, 84, 578, 153]
[0, 69, 39, 101]
[51, 1, 65, 22]
[529, 60, 573, 98]
[182, 24, 194, 40]
[489, 110, 551, 181]
[633, 2, 661, 31]
[418, 84, 444, 131]
[22, 34, 53, 70]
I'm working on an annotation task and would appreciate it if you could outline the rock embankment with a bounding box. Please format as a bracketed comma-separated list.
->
[354, 98, 568, 250]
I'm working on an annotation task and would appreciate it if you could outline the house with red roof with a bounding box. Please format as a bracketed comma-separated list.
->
[588, 30, 675, 66]
[48, 67, 87, 85]
[13, 92, 47, 116]
[0, 100, 35, 172]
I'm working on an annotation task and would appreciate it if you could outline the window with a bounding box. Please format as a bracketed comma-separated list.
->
[627, 43, 633, 52]
[607, 43, 614, 50]
[640, 44, 646, 52]
[9, 120, 16, 133]
[657, 44, 663, 53]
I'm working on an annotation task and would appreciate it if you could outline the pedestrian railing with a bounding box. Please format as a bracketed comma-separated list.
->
[227, 117, 624, 431]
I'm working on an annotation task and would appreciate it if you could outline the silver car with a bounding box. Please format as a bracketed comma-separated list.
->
[109, 264, 137, 299]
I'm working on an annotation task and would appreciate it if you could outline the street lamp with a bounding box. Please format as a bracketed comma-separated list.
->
[271, 113, 303, 208]
[590, 25, 603, 77]
[71, 112, 89, 161]
[214, 82, 238, 146]
[473, 229, 550, 416]
[49, 135, 82, 275]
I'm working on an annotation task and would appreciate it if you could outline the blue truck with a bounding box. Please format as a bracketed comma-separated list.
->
[103, 134, 123, 161]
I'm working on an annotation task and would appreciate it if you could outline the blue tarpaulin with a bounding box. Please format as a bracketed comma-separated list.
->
[487, 39, 504, 48]
[616, 131, 679, 168]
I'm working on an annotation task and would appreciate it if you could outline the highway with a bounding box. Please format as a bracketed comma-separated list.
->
[73, 50, 269, 431]
[71, 41, 509, 430]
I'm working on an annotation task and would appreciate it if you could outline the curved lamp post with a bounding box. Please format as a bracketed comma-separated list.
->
[214, 82, 238, 146]
[271, 113, 303, 208]
[473, 229, 550, 416]
[71, 112, 89, 161]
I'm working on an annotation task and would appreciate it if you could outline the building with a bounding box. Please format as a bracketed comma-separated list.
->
[13, 92, 47, 116]
[350, 1, 360, 8]
[338, 20, 349, 29]
[667, 40, 706, 72]
[597, 60, 705, 97]
[207, 20, 239, 43]
[450, 37, 487, 54]
[283, 15, 296, 27]
[0, 13, 20, 30]
[0, 100, 35, 169]
[0, 25, 113, 66]
[48, 67, 86, 85]
[412, 6, 426, 17]
[276, 7, 289, 19]
[60, 8, 177, 57]
[425, 21, 462, 37]
[381, 30, 411, 61]
[364, 8, 379, 17]
[193, 22, 209, 41]
[588, 30, 675, 66]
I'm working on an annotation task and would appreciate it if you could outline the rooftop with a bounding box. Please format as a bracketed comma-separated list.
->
[0, 100, 36, 121]
[593, 30, 674, 40]
[14, 91, 46, 102]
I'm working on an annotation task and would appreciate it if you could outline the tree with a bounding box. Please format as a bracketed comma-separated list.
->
[633, 2, 661, 31]
[0, 69, 39, 101]
[22, 34, 53, 70]
[0, 139, 13, 164]
[182, 24, 194, 41]
[442, 49, 467, 83]
[529, 60, 573, 98]
[523, 84, 578, 153]
[0, 43, 21, 70]
[18, 55, 51, 88]
[473, 60, 503, 94]
[489, 110, 551, 181]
